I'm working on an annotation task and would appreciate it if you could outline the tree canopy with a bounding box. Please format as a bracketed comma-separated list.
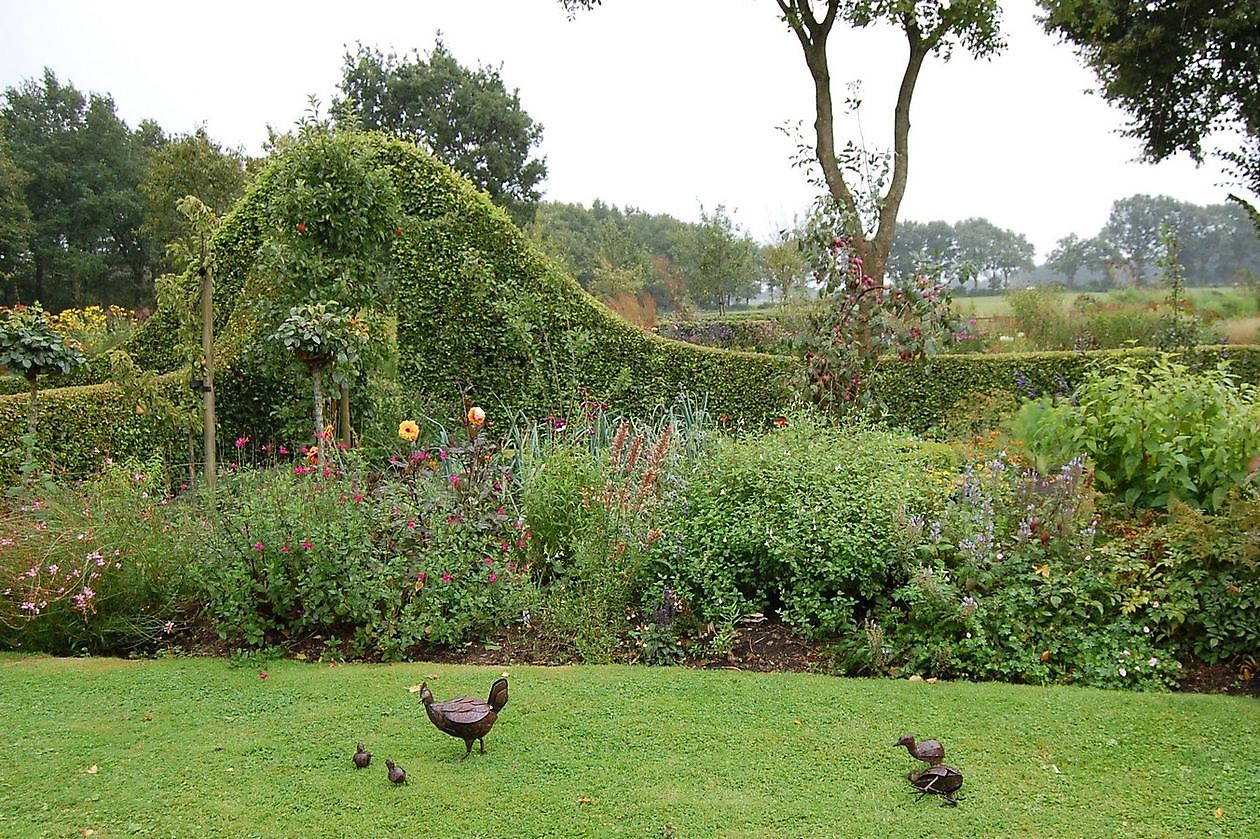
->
[1038, 1, 1260, 208]
[334, 41, 547, 227]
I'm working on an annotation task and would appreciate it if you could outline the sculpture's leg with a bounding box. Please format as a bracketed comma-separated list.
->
[460, 740, 473, 761]
[478, 738, 486, 754]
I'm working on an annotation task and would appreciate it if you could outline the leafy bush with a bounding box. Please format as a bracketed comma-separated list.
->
[1012, 356, 1260, 510]
[659, 418, 956, 639]
[1104, 495, 1260, 664]
[0, 455, 196, 653]
[869, 454, 1181, 690]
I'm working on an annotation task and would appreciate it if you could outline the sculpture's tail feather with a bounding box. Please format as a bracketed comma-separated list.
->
[488, 678, 509, 712]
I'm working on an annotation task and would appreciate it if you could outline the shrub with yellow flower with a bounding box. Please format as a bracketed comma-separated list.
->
[398, 420, 420, 443]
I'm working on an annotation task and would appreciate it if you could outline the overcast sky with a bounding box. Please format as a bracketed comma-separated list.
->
[0, 0, 1238, 259]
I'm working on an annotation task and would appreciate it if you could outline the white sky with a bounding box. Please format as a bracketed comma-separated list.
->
[0, 0, 1239, 259]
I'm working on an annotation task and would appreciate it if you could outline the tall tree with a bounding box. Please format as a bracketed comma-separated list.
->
[887, 219, 962, 283]
[762, 231, 808, 302]
[1038, 1, 1260, 220]
[335, 41, 547, 227]
[0, 69, 154, 309]
[955, 217, 1033, 290]
[139, 127, 248, 274]
[676, 206, 761, 313]
[0, 137, 31, 292]
[562, 2, 1004, 282]
[1098, 194, 1183, 285]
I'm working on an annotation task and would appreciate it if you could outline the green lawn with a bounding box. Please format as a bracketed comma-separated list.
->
[1, 655, 1256, 838]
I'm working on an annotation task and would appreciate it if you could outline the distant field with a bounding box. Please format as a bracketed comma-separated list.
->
[956, 286, 1259, 320]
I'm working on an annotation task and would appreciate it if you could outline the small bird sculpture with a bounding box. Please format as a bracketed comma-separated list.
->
[896, 733, 945, 766]
[386, 758, 407, 784]
[420, 677, 509, 759]
[353, 743, 371, 769]
[909, 764, 964, 806]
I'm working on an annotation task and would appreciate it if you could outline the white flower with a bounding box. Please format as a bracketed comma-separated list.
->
[1142, 626, 1151, 634]
[1148, 657, 1158, 667]
[1119, 667, 1127, 677]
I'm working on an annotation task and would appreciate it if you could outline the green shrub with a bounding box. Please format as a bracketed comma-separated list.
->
[660, 418, 956, 639]
[1104, 495, 1260, 664]
[1009, 287, 1072, 349]
[866, 453, 1181, 690]
[1011, 356, 1260, 510]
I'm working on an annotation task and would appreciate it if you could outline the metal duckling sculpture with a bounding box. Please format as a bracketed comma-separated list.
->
[909, 764, 964, 806]
[420, 677, 509, 760]
[353, 742, 372, 769]
[386, 758, 407, 784]
[896, 733, 945, 766]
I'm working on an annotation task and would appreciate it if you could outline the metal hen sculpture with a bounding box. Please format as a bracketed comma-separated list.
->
[420, 677, 509, 759]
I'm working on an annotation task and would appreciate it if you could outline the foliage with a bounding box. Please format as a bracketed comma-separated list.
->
[138, 127, 247, 274]
[270, 300, 371, 372]
[872, 343, 1260, 435]
[673, 205, 761, 313]
[655, 318, 790, 353]
[0, 454, 195, 653]
[798, 233, 961, 412]
[0, 69, 157, 309]
[257, 123, 401, 312]
[1012, 356, 1260, 511]
[1103, 494, 1260, 664]
[659, 418, 956, 639]
[518, 409, 685, 663]
[336, 41, 546, 227]
[868, 452, 1180, 689]
[0, 136, 31, 286]
[0, 304, 86, 379]
[1038, 0, 1260, 202]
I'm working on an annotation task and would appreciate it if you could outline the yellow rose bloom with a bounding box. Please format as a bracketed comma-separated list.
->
[467, 406, 486, 427]
[398, 420, 420, 442]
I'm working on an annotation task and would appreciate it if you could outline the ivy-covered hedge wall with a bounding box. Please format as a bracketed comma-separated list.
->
[870, 344, 1260, 433]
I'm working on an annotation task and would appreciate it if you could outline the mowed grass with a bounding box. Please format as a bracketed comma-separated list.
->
[1, 655, 1257, 839]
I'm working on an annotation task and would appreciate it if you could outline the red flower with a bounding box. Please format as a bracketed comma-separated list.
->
[774, 417, 788, 428]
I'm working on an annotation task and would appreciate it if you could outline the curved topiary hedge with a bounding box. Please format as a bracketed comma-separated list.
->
[0, 132, 798, 478]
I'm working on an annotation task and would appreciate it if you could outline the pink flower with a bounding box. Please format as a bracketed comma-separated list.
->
[487, 571, 497, 584]
[280, 545, 290, 554]
[234, 436, 250, 449]
[484, 556, 494, 565]
[353, 493, 364, 503]
[278, 446, 289, 456]
[163, 621, 175, 635]
[252, 542, 265, 551]
[406, 519, 416, 529]
[301, 540, 313, 550]
[441, 573, 452, 583]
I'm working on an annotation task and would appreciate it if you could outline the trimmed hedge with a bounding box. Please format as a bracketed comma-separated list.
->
[870, 344, 1260, 434]
[0, 374, 185, 480]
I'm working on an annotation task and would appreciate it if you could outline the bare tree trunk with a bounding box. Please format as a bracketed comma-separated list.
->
[339, 384, 351, 448]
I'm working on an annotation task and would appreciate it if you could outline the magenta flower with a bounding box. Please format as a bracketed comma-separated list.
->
[301, 540, 313, 550]
[406, 519, 416, 529]
[487, 571, 497, 584]
[252, 542, 265, 551]
[441, 573, 452, 583]
[234, 436, 250, 449]
[485, 556, 494, 565]
[280, 545, 290, 554]
[279, 446, 289, 455]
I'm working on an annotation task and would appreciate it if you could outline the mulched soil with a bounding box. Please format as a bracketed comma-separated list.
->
[184, 617, 1258, 698]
